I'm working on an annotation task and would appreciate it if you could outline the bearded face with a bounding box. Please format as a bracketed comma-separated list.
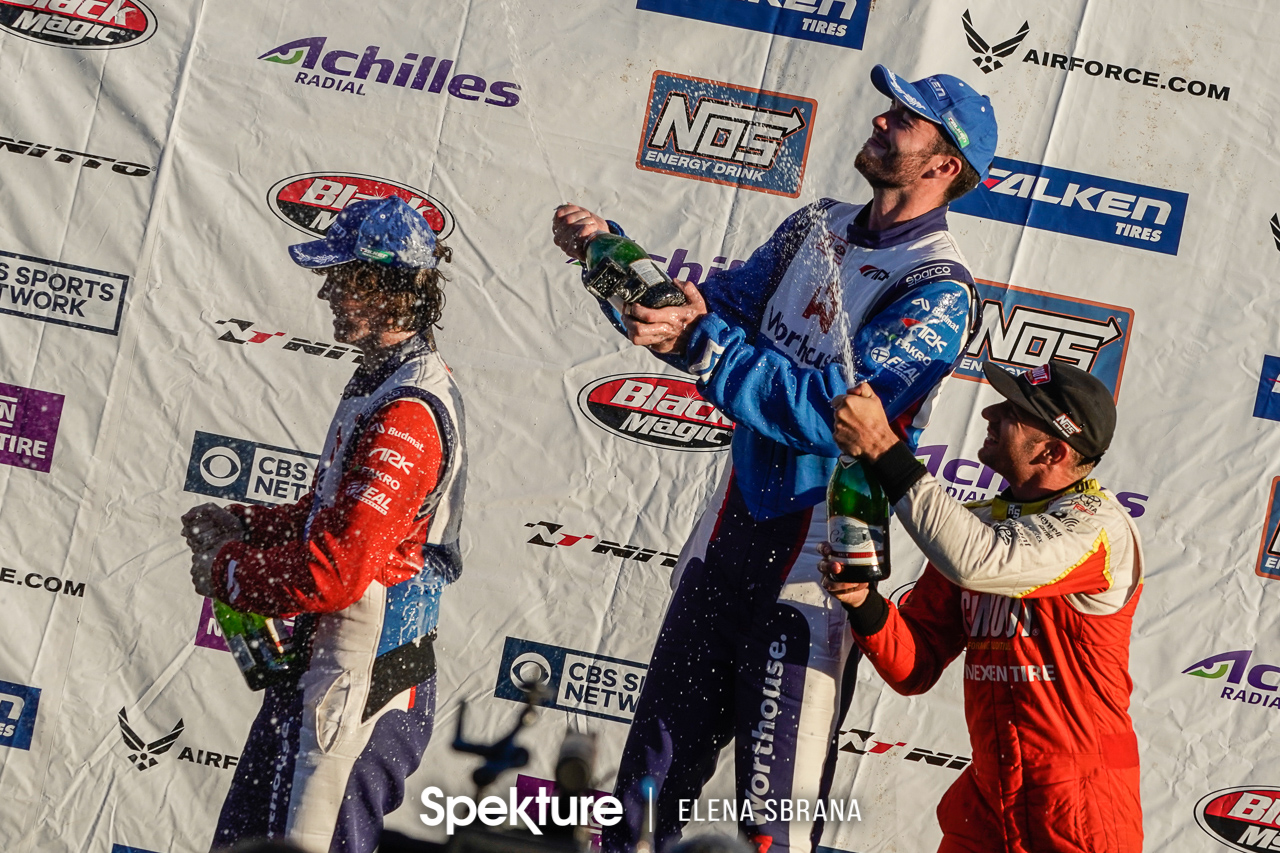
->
[854, 131, 943, 189]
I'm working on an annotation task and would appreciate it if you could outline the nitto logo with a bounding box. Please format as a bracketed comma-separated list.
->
[0, 0, 155, 49]
[637, 72, 817, 198]
[214, 318, 364, 365]
[1183, 649, 1280, 709]
[1270, 215, 1280, 252]
[578, 374, 733, 452]
[1255, 478, 1280, 581]
[1195, 787, 1280, 852]
[955, 280, 1133, 399]
[637, 0, 871, 50]
[961, 10, 1028, 74]
[494, 637, 648, 724]
[0, 680, 41, 750]
[525, 520, 679, 569]
[268, 173, 455, 240]
[258, 36, 521, 106]
[838, 727, 970, 771]
[183, 431, 318, 507]
[952, 156, 1188, 255]
[0, 136, 151, 176]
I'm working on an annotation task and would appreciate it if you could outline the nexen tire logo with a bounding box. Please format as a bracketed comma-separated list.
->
[1195, 787, 1280, 852]
[494, 637, 648, 724]
[951, 156, 1188, 255]
[578, 374, 733, 452]
[637, 72, 817, 198]
[955, 280, 1133, 400]
[0, 0, 155, 49]
[268, 173, 455, 240]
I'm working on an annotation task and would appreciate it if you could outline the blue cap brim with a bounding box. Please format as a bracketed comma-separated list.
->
[870, 65, 942, 125]
[288, 239, 355, 269]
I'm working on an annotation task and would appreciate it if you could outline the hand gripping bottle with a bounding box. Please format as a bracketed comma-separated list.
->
[581, 233, 688, 309]
[826, 455, 891, 582]
[212, 600, 302, 691]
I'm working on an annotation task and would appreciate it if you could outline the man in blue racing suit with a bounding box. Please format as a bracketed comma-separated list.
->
[552, 66, 999, 853]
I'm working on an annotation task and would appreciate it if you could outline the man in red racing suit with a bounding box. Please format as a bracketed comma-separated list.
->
[820, 361, 1144, 853]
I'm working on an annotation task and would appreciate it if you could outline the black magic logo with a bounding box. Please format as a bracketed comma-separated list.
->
[0, 0, 155, 49]
[1270, 214, 1280, 253]
[961, 10, 1028, 74]
[118, 708, 183, 771]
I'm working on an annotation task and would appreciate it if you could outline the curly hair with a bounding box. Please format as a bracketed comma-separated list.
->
[317, 242, 453, 332]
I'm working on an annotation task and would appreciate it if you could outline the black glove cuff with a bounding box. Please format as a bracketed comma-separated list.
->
[867, 441, 928, 505]
[840, 587, 890, 636]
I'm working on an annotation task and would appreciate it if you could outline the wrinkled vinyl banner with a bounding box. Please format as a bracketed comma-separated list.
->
[0, 0, 1277, 851]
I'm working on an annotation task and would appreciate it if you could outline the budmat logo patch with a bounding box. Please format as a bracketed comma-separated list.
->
[952, 156, 1188, 255]
[637, 72, 816, 198]
[1195, 787, 1280, 851]
[0, 680, 40, 750]
[268, 173, 454, 240]
[0, 0, 155, 49]
[0, 381, 63, 473]
[637, 0, 870, 50]
[955, 280, 1132, 400]
[183, 431, 318, 507]
[494, 637, 647, 724]
[1256, 478, 1280, 581]
[0, 250, 128, 334]
[578, 374, 733, 452]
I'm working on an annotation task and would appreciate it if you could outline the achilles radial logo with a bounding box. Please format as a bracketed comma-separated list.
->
[1182, 649, 1280, 708]
[578, 374, 733, 452]
[0, 679, 41, 750]
[0, 250, 128, 335]
[183, 431, 318, 507]
[637, 71, 816, 198]
[1255, 478, 1280, 581]
[494, 637, 647, 724]
[0, 381, 63, 473]
[1195, 787, 1280, 852]
[955, 280, 1133, 400]
[268, 173, 455, 240]
[636, 0, 870, 50]
[951, 156, 1188, 255]
[0, 0, 155, 49]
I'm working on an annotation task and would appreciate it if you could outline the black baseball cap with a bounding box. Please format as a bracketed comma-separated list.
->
[982, 361, 1116, 459]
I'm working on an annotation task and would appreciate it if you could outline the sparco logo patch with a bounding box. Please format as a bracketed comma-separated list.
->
[268, 173, 454, 241]
[578, 374, 733, 452]
[637, 71, 817, 198]
[183, 431, 318, 507]
[1194, 787, 1280, 851]
[956, 280, 1132, 400]
[0, 0, 155, 49]
[495, 637, 648, 724]
[951, 156, 1188, 255]
[636, 0, 870, 50]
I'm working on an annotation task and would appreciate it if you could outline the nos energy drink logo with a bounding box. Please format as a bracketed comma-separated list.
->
[1255, 477, 1280, 581]
[952, 156, 1188, 255]
[494, 638, 648, 724]
[183, 431, 318, 506]
[0, 679, 41, 751]
[637, 0, 870, 50]
[637, 72, 816, 198]
[268, 173, 455, 240]
[956, 280, 1133, 400]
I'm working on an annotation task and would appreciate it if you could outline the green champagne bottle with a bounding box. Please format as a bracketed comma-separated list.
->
[826, 455, 891, 583]
[581, 233, 688, 309]
[212, 600, 301, 691]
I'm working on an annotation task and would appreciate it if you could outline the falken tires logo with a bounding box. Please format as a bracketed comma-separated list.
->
[0, 0, 155, 49]
[1195, 787, 1280, 851]
[951, 156, 1188, 255]
[268, 173, 455, 241]
[578, 374, 734, 452]
[636, 0, 871, 51]
[637, 72, 817, 198]
[955, 280, 1133, 400]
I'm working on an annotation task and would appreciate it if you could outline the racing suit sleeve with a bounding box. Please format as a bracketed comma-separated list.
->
[687, 279, 972, 456]
[874, 446, 1129, 600]
[846, 566, 967, 695]
[226, 496, 313, 549]
[209, 397, 444, 616]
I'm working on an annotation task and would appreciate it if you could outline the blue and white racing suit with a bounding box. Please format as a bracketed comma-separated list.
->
[600, 200, 979, 853]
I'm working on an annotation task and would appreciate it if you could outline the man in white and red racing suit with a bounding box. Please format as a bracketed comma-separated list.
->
[822, 361, 1144, 853]
[184, 196, 465, 853]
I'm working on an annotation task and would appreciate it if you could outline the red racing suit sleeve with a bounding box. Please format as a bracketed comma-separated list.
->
[226, 495, 313, 548]
[209, 397, 444, 616]
[853, 566, 968, 695]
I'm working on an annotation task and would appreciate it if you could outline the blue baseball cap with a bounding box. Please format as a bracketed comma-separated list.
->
[288, 196, 439, 270]
[869, 65, 998, 181]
